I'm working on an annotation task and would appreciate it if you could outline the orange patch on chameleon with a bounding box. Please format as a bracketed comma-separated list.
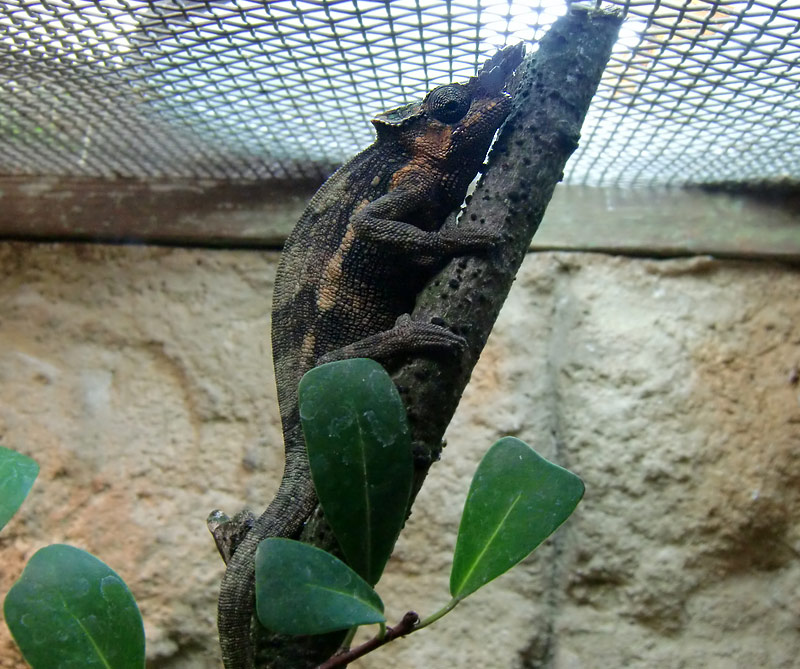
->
[390, 124, 453, 189]
[300, 332, 316, 367]
[352, 198, 371, 216]
[317, 223, 357, 311]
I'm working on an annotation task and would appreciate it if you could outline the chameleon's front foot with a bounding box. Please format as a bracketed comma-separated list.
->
[438, 222, 503, 253]
[208, 508, 256, 565]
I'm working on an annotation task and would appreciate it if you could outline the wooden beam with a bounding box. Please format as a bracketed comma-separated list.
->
[1, 177, 798, 259]
[0, 176, 318, 247]
[536, 185, 800, 260]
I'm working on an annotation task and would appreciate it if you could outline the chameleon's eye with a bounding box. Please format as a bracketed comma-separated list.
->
[427, 85, 472, 124]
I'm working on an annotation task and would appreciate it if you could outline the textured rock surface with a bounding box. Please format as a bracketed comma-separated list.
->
[1, 243, 798, 668]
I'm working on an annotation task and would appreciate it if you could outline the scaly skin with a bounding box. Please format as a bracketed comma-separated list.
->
[214, 43, 524, 669]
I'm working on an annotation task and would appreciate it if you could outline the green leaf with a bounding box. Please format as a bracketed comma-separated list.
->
[299, 358, 413, 586]
[0, 446, 39, 531]
[4, 544, 145, 668]
[450, 437, 584, 600]
[255, 538, 385, 635]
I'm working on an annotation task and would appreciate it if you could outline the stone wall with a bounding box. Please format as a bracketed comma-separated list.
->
[1, 242, 798, 668]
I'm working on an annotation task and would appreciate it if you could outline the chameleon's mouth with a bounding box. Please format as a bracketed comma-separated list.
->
[455, 96, 511, 137]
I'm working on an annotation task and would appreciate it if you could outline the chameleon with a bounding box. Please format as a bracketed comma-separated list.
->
[211, 42, 525, 668]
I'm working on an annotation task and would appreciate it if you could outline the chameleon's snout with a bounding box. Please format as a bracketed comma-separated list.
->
[475, 42, 526, 95]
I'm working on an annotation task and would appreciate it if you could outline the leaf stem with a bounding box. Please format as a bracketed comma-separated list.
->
[414, 598, 459, 631]
[340, 626, 358, 651]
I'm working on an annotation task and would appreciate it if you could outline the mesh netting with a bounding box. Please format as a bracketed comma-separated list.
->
[1, 1, 798, 187]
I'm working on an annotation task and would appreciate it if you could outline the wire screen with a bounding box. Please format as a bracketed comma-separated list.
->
[1, 1, 798, 186]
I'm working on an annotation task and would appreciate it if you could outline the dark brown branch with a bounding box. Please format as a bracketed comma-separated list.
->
[399, 8, 623, 493]
[316, 612, 420, 669]
[258, 8, 622, 667]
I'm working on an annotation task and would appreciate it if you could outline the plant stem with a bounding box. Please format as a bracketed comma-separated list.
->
[414, 598, 460, 631]
[340, 626, 358, 651]
[316, 612, 419, 669]
[317, 600, 459, 669]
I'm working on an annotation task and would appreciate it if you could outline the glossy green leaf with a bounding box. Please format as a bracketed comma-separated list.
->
[0, 446, 39, 531]
[4, 544, 145, 668]
[450, 437, 584, 600]
[255, 538, 385, 635]
[300, 358, 413, 586]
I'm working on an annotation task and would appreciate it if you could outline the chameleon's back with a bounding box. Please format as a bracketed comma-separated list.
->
[271, 139, 407, 439]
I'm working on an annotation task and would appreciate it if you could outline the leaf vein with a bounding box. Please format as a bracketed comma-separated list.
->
[58, 592, 114, 669]
[355, 411, 372, 578]
[454, 492, 522, 595]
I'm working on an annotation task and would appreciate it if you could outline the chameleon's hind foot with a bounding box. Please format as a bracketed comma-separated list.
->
[392, 313, 467, 354]
[317, 313, 465, 366]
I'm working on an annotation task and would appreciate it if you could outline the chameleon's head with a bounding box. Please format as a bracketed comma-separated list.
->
[372, 43, 525, 176]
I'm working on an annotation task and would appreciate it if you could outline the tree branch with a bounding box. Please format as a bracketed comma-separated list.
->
[316, 612, 420, 669]
[399, 7, 623, 492]
[256, 8, 622, 667]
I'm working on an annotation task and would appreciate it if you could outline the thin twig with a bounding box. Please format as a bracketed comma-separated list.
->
[316, 612, 420, 669]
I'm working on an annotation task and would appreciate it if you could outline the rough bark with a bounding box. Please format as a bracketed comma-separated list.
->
[399, 7, 623, 496]
[256, 7, 622, 667]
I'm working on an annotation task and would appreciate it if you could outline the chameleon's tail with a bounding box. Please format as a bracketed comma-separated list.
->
[217, 450, 317, 669]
